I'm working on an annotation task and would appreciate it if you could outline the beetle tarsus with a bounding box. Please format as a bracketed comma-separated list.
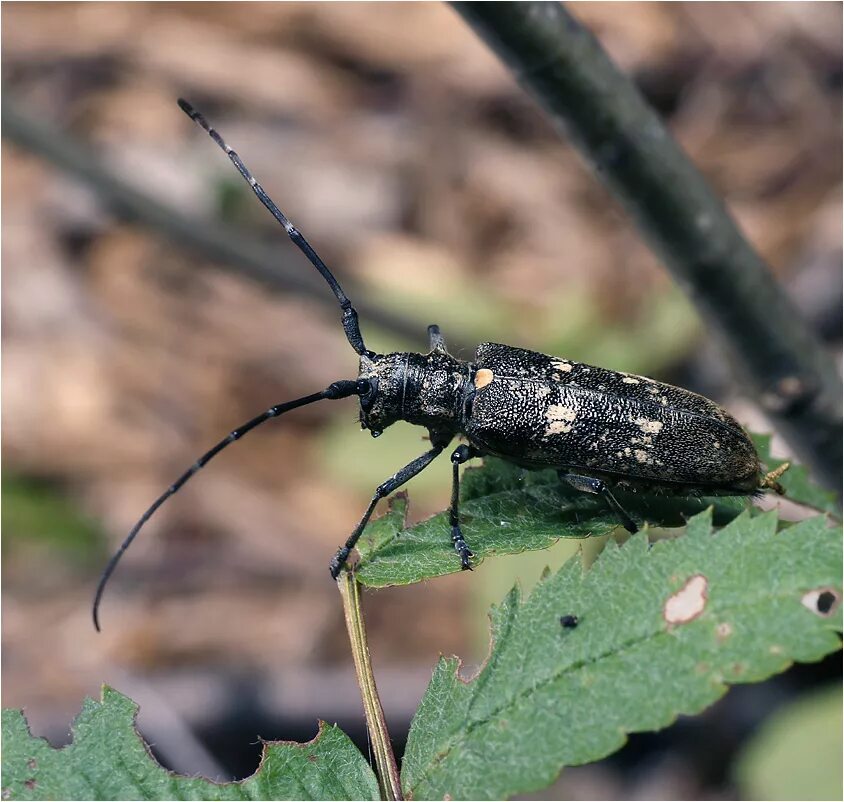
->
[761, 461, 790, 495]
[329, 548, 349, 579]
[449, 444, 479, 571]
[452, 525, 474, 570]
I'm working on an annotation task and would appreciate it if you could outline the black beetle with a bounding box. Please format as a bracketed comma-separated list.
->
[92, 100, 788, 630]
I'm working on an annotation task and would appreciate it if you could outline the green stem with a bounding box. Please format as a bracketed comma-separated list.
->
[338, 570, 403, 801]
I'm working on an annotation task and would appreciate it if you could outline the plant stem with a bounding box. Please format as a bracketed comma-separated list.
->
[338, 570, 403, 801]
[452, 2, 842, 491]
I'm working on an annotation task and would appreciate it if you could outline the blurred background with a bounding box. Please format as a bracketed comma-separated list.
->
[2, 3, 841, 798]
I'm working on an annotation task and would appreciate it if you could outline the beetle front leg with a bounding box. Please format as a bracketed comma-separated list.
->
[558, 472, 638, 534]
[330, 445, 445, 578]
[450, 444, 480, 570]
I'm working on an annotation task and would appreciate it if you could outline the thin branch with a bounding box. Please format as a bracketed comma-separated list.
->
[2, 93, 424, 348]
[338, 570, 403, 801]
[452, 2, 842, 490]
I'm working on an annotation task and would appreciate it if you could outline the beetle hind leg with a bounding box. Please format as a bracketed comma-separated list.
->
[558, 472, 639, 533]
[450, 444, 480, 569]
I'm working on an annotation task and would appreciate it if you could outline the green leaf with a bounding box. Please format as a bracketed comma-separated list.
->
[355, 457, 748, 587]
[735, 684, 842, 801]
[2, 475, 106, 563]
[1, 687, 379, 801]
[751, 433, 840, 517]
[400, 509, 842, 800]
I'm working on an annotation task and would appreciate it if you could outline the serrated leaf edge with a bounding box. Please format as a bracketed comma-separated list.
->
[405, 508, 842, 797]
[6, 686, 367, 796]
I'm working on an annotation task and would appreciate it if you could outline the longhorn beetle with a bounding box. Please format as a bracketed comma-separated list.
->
[92, 99, 789, 630]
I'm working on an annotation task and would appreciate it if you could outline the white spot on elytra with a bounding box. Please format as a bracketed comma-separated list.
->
[634, 418, 663, 435]
[622, 377, 640, 384]
[713, 441, 721, 449]
[547, 404, 577, 422]
[634, 449, 651, 464]
[544, 404, 578, 437]
[551, 360, 573, 374]
[664, 575, 709, 625]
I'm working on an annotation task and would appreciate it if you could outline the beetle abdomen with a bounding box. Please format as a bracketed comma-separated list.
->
[464, 344, 760, 492]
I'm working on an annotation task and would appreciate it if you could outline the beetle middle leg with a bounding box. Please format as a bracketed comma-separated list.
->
[450, 444, 480, 570]
[558, 472, 639, 533]
[329, 444, 446, 578]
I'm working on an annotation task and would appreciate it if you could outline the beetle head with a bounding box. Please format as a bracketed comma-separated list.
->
[357, 352, 407, 437]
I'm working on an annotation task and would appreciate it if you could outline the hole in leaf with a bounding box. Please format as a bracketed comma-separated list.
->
[801, 587, 840, 617]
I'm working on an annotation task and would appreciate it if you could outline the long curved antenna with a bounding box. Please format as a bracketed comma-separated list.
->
[177, 99, 371, 357]
[93, 379, 361, 631]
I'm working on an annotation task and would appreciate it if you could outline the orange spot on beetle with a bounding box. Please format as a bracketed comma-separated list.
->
[474, 369, 494, 390]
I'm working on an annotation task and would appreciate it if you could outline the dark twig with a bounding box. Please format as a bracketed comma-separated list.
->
[452, 2, 842, 490]
[2, 94, 424, 347]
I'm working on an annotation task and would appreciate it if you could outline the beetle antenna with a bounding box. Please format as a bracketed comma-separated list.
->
[93, 379, 363, 631]
[177, 99, 372, 358]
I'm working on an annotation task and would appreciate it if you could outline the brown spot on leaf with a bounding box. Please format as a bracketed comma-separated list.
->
[715, 622, 733, 641]
[27, 759, 37, 771]
[24, 780, 37, 791]
[801, 587, 840, 617]
[664, 574, 708, 625]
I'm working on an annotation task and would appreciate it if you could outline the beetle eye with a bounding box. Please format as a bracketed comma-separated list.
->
[359, 378, 378, 411]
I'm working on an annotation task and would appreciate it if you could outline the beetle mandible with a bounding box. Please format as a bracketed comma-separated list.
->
[92, 99, 788, 630]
